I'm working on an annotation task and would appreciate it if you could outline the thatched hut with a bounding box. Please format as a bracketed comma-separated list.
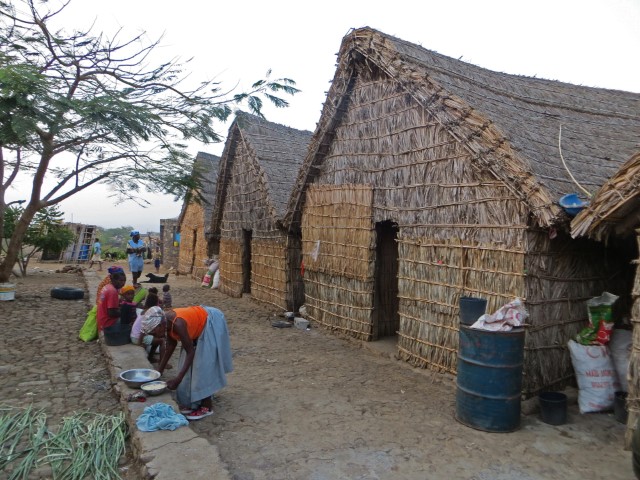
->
[571, 152, 640, 446]
[283, 27, 640, 396]
[177, 151, 220, 279]
[210, 112, 312, 311]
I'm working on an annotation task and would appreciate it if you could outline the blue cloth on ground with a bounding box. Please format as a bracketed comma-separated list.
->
[136, 403, 189, 432]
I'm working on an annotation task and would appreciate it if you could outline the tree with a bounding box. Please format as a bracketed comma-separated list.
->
[2, 204, 74, 275]
[0, 0, 299, 282]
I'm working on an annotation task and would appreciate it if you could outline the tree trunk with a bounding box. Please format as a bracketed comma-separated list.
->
[0, 206, 38, 282]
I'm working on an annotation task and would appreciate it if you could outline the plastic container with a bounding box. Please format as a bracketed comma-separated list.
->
[294, 317, 309, 330]
[539, 392, 568, 425]
[459, 296, 487, 326]
[103, 323, 132, 346]
[559, 193, 588, 217]
[614, 391, 628, 424]
[0, 283, 16, 301]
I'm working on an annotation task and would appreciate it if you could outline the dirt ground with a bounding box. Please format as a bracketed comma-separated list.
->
[1, 262, 635, 479]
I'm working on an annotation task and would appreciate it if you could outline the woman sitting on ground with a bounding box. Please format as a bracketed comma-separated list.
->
[97, 271, 126, 331]
[141, 305, 233, 421]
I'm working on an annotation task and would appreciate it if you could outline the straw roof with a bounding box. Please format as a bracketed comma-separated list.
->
[177, 151, 220, 235]
[211, 112, 312, 236]
[284, 27, 640, 231]
[571, 151, 640, 240]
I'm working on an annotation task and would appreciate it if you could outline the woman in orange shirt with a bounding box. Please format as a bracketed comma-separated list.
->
[142, 305, 233, 421]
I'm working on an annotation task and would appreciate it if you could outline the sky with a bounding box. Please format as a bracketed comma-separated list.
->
[4, 0, 640, 233]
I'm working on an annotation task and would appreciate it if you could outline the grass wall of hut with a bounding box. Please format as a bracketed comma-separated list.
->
[178, 202, 209, 279]
[523, 231, 630, 396]
[219, 238, 243, 297]
[159, 218, 179, 270]
[297, 63, 634, 395]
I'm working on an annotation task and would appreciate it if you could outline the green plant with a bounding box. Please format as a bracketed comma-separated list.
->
[0, 0, 298, 282]
[1, 204, 74, 275]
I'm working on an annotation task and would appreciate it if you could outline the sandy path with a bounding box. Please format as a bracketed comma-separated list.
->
[166, 271, 633, 480]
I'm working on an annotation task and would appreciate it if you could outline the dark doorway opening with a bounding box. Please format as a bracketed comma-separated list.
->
[190, 229, 198, 274]
[242, 229, 252, 294]
[373, 220, 399, 339]
[286, 233, 304, 312]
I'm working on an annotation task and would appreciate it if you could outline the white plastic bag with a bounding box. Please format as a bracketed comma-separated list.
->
[207, 260, 219, 274]
[212, 270, 220, 289]
[310, 240, 320, 262]
[609, 329, 632, 392]
[470, 298, 528, 331]
[568, 339, 619, 413]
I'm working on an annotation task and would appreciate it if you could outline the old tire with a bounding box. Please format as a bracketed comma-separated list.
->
[50, 286, 85, 300]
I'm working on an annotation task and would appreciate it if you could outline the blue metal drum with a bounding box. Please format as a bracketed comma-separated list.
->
[456, 325, 525, 432]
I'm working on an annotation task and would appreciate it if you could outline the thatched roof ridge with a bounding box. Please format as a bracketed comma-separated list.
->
[571, 151, 640, 240]
[210, 112, 312, 238]
[177, 151, 220, 233]
[284, 27, 640, 230]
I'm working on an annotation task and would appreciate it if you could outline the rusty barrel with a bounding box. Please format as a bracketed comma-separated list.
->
[456, 325, 525, 432]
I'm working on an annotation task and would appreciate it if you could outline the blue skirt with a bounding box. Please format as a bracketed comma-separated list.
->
[175, 306, 233, 407]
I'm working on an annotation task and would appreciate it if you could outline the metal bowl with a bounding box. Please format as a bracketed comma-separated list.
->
[141, 380, 168, 396]
[119, 369, 161, 389]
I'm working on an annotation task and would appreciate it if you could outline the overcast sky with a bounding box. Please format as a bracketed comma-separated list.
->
[5, 0, 640, 233]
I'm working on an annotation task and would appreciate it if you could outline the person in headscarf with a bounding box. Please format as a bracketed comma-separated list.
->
[142, 305, 233, 421]
[96, 266, 125, 305]
[132, 299, 170, 365]
[126, 230, 146, 284]
[97, 271, 126, 331]
[119, 285, 137, 325]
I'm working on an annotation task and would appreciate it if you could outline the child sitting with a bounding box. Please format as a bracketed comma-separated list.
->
[162, 284, 172, 309]
[148, 287, 160, 306]
[119, 285, 138, 325]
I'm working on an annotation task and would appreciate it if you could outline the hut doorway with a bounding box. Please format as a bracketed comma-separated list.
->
[373, 220, 399, 339]
[242, 229, 252, 294]
[286, 233, 304, 312]
[190, 228, 198, 274]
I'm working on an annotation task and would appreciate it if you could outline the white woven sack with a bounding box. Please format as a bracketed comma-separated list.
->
[568, 340, 619, 413]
